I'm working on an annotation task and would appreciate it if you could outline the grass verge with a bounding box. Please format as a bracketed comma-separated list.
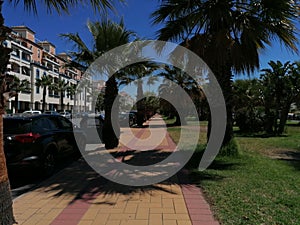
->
[168, 124, 300, 225]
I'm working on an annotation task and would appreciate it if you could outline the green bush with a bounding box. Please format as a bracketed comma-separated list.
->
[235, 106, 265, 132]
[219, 138, 239, 157]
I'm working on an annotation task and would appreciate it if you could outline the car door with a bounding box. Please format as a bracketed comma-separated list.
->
[55, 116, 76, 155]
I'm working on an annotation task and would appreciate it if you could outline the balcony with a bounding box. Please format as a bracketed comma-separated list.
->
[43, 56, 60, 67]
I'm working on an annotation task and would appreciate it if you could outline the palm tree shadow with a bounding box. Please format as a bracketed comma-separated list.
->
[25, 147, 240, 206]
[33, 149, 182, 205]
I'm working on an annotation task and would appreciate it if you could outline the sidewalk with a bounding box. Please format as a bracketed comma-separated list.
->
[12, 115, 220, 225]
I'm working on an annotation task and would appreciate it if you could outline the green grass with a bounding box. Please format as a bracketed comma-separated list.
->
[168, 123, 300, 225]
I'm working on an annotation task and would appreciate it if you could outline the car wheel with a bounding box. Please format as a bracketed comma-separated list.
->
[129, 118, 134, 127]
[42, 151, 56, 177]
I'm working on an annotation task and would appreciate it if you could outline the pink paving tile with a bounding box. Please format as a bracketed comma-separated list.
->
[50, 192, 99, 225]
[188, 208, 213, 215]
[179, 174, 220, 225]
[51, 219, 81, 225]
[192, 221, 220, 225]
[190, 214, 217, 221]
[185, 202, 210, 209]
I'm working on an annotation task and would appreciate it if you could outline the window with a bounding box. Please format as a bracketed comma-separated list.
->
[37, 49, 40, 58]
[32, 118, 53, 134]
[58, 117, 72, 130]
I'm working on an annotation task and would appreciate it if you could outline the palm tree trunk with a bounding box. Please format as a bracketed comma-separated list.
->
[42, 87, 46, 112]
[136, 80, 145, 127]
[278, 103, 291, 134]
[0, 2, 16, 223]
[207, 62, 234, 149]
[14, 94, 18, 113]
[60, 91, 64, 111]
[0, 114, 16, 225]
[103, 76, 119, 149]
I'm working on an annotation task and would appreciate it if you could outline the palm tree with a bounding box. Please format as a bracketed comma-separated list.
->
[0, 1, 123, 224]
[61, 18, 134, 149]
[10, 77, 31, 113]
[66, 83, 77, 110]
[51, 77, 69, 111]
[152, 0, 299, 149]
[261, 61, 300, 135]
[119, 61, 159, 126]
[35, 75, 53, 112]
[158, 64, 200, 125]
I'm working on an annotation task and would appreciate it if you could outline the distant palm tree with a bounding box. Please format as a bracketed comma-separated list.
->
[10, 77, 31, 113]
[35, 75, 53, 112]
[152, 0, 299, 149]
[260, 61, 300, 135]
[61, 18, 134, 149]
[0, 1, 123, 224]
[158, 64, 199, 125]
[51, 78, 69, 111]
[66, 83, 76, 110]
[119, 62, 159, 126]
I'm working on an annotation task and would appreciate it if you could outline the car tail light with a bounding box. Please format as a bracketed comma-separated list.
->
[13, 133, 41, 143]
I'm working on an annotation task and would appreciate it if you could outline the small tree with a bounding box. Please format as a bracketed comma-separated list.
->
[261, 61, 300, 135]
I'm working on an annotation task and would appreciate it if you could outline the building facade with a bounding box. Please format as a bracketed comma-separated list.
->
[4, 25, 91, 113]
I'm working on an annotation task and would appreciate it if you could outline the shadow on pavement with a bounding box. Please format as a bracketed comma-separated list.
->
[15, 144, 241, 207]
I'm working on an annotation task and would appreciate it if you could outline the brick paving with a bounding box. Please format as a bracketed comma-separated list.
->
[12, 115, 220, 225]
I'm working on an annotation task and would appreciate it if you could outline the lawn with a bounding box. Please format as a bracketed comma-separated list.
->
[167, 123, 300, 225]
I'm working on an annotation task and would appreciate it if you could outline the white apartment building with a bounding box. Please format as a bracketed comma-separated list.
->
[4, 25, 91, 113]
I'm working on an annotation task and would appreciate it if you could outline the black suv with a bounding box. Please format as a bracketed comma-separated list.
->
[4, 114, 86, 176]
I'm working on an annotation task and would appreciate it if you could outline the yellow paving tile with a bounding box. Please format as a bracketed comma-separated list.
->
[120, 220, 148, 225]
[163, 213, 190, 220]
[162, 198, 174, 208]
[100, 208, 124, 214]
[163, 220, 177, 225]
[177, 220, 193, 225]
[124, 203, 138, 214]
[36, 220, 52, 225]
[109, 214, 135, 220]
[150, 208, 175, 214]
[149, 213, 163, 225]
[106, 221, 121, 225]
[135, 208, 149, 220]
[82, 208, 100, 220]
[78, 220, 94, 225]
[91, 213, 109, 225]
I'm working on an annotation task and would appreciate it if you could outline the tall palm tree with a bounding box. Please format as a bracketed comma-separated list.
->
[0, 1, 123, 224]
[35, 75, 53, 112]
[152, 0, 299, 149]
[61, 18, 134, 149]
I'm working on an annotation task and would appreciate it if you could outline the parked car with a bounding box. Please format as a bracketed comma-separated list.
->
[80, 114, 104, 143]
[119, 112, 137, 127]
[22, 110, 42, 115]
[43, 110, 60, 115]
[4, 114, 86, 176]
[59, 111, 72, 119]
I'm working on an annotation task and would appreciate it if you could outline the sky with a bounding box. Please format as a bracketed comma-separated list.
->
[2, 0, 300, 80]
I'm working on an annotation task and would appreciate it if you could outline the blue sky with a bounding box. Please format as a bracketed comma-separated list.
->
[2, 0, 300, 79]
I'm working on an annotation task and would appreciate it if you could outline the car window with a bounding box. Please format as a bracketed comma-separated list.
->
[58, 117, 73, 130]
[47, 117, 61, 129]
[4, 120, 31, 134]
[32, 118, 55, 133]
